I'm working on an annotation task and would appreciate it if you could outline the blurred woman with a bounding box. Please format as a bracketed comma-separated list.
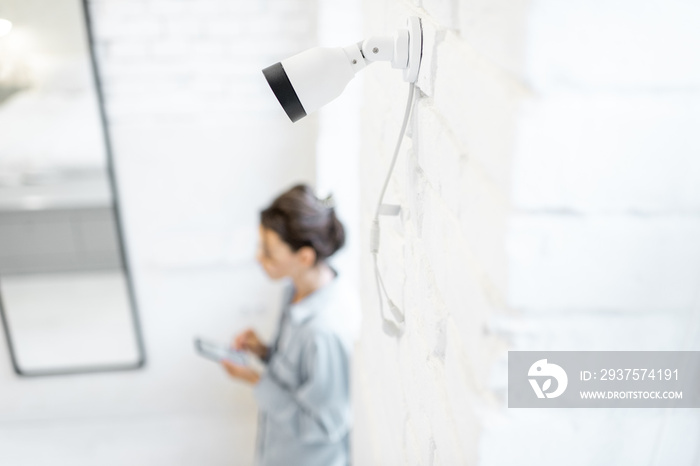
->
[222, 183, 361, 466]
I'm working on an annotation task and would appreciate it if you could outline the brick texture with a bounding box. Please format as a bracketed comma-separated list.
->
[353, 0, 700, 464]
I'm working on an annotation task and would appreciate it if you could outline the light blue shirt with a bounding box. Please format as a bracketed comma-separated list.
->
[253, 270, 361, 466]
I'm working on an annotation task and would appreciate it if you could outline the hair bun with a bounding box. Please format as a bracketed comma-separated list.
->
[261, 183, 346, 264]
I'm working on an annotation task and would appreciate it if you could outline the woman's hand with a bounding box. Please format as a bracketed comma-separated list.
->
[221, 360, 260, 385]
[233, 328, 269, 360]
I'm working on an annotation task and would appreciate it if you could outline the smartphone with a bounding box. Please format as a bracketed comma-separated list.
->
[194, 338, 249, 366]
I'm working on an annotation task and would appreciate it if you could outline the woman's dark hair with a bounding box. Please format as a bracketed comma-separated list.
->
[260, 184, 345, 264]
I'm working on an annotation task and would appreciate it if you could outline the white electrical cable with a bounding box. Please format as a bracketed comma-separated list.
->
[370, 82, 416, 337]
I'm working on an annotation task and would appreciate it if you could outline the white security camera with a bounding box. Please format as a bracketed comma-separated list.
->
[263, 17, 422, 122]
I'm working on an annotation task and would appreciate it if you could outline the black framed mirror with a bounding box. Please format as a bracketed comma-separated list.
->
[0, 0, 146, 376]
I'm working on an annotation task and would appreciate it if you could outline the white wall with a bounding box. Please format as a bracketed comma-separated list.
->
[314, 0, 363, 293]
[0, 0, 320, 464]
[354, 0, 700, 464]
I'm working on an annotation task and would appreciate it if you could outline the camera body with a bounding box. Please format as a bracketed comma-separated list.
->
[263, 17, 423, 122]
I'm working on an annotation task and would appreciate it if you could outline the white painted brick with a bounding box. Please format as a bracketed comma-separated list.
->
[417, 183, 508, 384]
[403, 244, 448, 353]
[357, 0, 700, 465]
[356, 344, 406, 464]
[459, 0, 700, 90]
[107, 41, 151, 59]
[363, 78, 411, 146]
[419, 182, 499, 311]
[421, 0, 459, 30]
[479, 409, 665, 465]
[433, 31, 530, 192]
[376, 224, 408, 316]
[88, 0, 320, 264]
[146, 0, 190, 16]
[150, 40, 198, 59]
[359, 12, 516, 463]
[652, 410, 700, 464]
[147, 1, 263, 19]
[486, 308, 697, 353]
[205, 17, 252, 38]
[98, 60, 195, 79]
[351, 369, 384, 465]
[507, 214, 700, 310]
[151, 40, 226, 60]
[160, 0, 231, 16]
[91, 19, 162, 39]
[512, 93, 700, 213]
[525, 0, 700, 91]
[412, 98, 465, 218]
[410, 177, 505, 342]
[88, 1, 147, 21]
[398, 338, 441, 459]
[264, 0, 310, 15]
[163, 18, 206, 39]
[457, 0, 531, 78]
[190, 76, 226, 94]
[456, 157, 509, 296]
[443, 323, 481, 463]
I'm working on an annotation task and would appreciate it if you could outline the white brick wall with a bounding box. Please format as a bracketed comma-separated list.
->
[0, 1, 320, 462]
[87, 0, 321, 406]
[87, 0, 321, 271]
[354, 0, 700, 464]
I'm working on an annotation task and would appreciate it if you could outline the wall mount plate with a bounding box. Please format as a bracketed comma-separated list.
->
[403, 16, 423, 83]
